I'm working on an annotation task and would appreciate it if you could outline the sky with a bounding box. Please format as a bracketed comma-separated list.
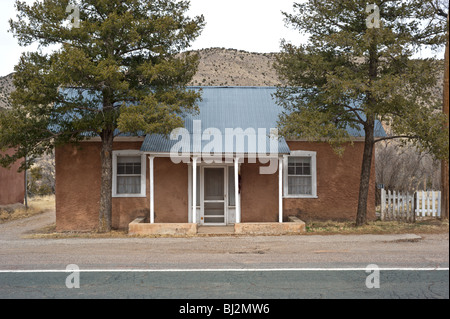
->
[0, 0, 303, 77]
[0, 0, 444, 77]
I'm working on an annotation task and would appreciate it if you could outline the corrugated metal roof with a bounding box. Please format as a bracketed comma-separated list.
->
[140, 87, 291, 155]
[56, 86, 386, 154]
[140, 86, 386, 154]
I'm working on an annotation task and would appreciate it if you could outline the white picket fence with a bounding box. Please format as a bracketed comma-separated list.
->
[380, 189, 442, 222]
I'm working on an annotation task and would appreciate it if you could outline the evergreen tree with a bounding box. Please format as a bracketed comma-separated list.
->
[274, 0, 449, 225]
[0, 0, 205, 232]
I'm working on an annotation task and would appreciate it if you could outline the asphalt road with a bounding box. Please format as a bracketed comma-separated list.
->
[0, 211, 448, 300]
[0, 269, 448, 299]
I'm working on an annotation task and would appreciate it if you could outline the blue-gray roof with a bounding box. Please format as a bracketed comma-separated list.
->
[140, 86, 386, 154]
[56, 86, 386, 155]
[141, 87, 290, 155]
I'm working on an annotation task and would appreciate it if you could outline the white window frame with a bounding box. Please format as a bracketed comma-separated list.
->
[112, 150, 146, 198]
[283, 150, 317, 198]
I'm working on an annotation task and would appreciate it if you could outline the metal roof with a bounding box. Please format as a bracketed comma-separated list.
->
[140, 86, 386, 154]
[56, 86, 386, 155]
[140, 87, 291, 155]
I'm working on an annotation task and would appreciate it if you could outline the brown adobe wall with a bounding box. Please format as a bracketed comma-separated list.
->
[55, 142, 189, 231]
[284, 141, 376, 222]
[0, 148, 25, 206]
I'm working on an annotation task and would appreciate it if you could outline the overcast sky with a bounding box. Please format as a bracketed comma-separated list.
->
[0, 0, 303, 77]
[0, 0, 443, 77]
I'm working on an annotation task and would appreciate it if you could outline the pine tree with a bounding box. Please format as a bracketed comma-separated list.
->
[274, 0, 449, 225]
[0, 0, 205, 232]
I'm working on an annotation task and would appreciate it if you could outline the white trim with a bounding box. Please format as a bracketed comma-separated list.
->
[235, 157, 240, 224]
[188, 162, 238, 225]
[279, 158, 283, 223]
[112, 150, 147, 198]
[202, 166, 227, 226]
[149, 156, 155, 223]
[192, 157, 198, 224]
[283, 150, 317, 199]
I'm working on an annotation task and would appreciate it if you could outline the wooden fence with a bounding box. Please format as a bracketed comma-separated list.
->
[380, 189, 442, 222]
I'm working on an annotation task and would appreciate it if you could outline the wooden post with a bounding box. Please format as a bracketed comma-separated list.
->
[381, 189, 386, 221]
[235, 157, 240, 224]
[278, 157, 283, 223]
[192, 156, 198, 224]
[149, 156, 155, 224]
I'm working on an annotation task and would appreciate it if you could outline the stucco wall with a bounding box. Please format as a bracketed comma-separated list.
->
[0, 149, 25, 206]
[240, 159, 279, 222]
[55, 141, 146, 231]
[55, 142, 189, 231]
[284, 141, 376, 221]
[55, 140, 376, 231]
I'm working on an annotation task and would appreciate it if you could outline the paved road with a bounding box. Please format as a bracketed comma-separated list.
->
[0, 211, 448, 300]
[0, 269, 448, 299]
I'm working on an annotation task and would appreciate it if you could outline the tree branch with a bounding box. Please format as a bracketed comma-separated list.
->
[374, 135, 420, 143]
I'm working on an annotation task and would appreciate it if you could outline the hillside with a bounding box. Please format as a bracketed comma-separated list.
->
[0, 48, 281, 111]
[0, 73, 14, 111]
[0, 48, 444, 110]
[187, 48, 281, 87]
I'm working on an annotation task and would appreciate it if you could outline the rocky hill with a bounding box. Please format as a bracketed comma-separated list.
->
[187, 48, 281, 87]
[0, 73, 14, 111]
[0, 48, 281, 110]
[1, 48, 444, 110]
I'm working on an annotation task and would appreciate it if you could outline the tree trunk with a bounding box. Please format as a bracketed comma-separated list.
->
[98, 129, 114, 233]
[442, 18, 449, 220]
[356, 118, 375, 226]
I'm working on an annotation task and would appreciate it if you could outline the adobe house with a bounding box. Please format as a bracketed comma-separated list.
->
[55, 87, 385, 233]
[0, 148, 25, 206]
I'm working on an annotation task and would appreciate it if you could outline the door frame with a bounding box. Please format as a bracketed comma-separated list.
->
[201, 165, 227, 226]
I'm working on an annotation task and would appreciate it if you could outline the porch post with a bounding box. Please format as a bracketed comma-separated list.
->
[279, 157, 283, 223]
[192, 156, 198, 224]
[149, 155, 155, 224]
[235, 157, 240, 224]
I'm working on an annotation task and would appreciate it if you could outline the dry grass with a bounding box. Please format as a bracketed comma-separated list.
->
[0, 195, 55, 224]
[25, 227, 130, 239]
[305, 218, 449, 235]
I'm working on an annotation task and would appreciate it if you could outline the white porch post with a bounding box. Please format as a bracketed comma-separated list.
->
[235, 157, 240, 224]
[149, 155, 155, 224]
[192, 157, 198, 224]
[279, 157, 283, 223]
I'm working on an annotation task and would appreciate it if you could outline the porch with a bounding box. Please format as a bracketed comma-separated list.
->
[128, 216, 306, 236]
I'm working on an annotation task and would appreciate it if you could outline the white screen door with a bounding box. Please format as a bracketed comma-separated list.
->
[203, 167, 226, 225]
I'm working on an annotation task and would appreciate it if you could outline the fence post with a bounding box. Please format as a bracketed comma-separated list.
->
[413, 192, 417, 223]
[381, 189, 386, 221]
[393, 191, 397, 221]
[422, 191, 426, 217]
[387, 190, 392, 221]
[432, 191, 436, 217]
[438, 191, 442, 218]
[406, 192, 410, 222]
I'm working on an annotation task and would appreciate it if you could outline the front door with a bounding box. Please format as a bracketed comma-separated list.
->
[202, 167, 226, 225]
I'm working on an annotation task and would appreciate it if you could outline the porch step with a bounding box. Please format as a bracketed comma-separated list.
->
[197, 226, 235, 235]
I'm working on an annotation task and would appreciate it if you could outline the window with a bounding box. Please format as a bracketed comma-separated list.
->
[284, 151, 317, 198]
[113, 151, 146, 197]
